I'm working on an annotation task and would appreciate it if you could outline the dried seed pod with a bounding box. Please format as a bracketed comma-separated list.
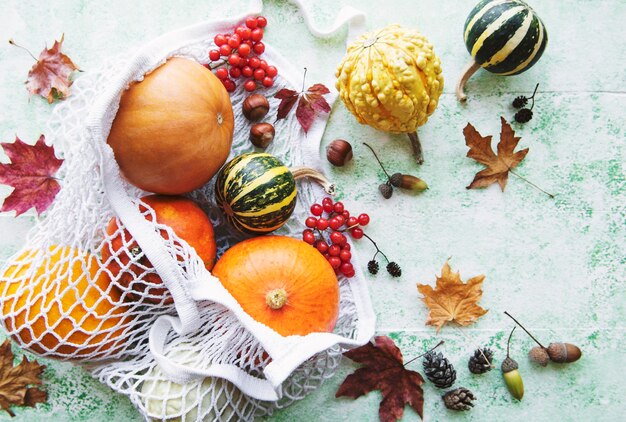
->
[326, 139, 353, 167]
[528, 346, 549, 367]
[249, 123, 275, 148]
[547, 343, 582, 363]
[390, 172, 403, 187]
[442, 388, 475, 411]
[242, 93, 270, 121]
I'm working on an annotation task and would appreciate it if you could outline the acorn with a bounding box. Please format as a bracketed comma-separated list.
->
[249, 123, 275, 148]
[502, 327, 524, 401]
[242, 93, 270, 121]
[505, 312, 582, 364]
[326, 139, 353, 167]
[390, 173, 428, 191]
[528, 346, 549, 367]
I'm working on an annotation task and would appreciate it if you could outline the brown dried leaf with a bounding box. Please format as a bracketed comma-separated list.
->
[417, 261, 488, 332]
[464, 117, 529, 191]
[0, 340, 47, 416]
[24, 35, 79, 103]
[275, 82, 331, 133]
[336, 336, 424, 421]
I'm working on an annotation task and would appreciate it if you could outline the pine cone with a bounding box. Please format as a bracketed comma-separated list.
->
[423, 351, 456, 389]
[379, 183, 393, 199]
[442, 388, 475, 411]
[367, 259, 379, 275]
[386, 262, 401, 277]
[390, 172, 403, 187]
[512, 95, 528, 108]
[514, 108, 533, 123]
[468, 348, 494, 374]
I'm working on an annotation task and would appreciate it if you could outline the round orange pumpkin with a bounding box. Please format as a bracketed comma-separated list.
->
[211, 236, 339, 336]
[107, 57, 234, 194]
[102, 194, 217, 304]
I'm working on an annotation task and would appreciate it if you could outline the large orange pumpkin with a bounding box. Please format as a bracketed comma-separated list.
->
[107, 57, 234, 194]
[102, 195, 217, 304]
[0, 246, 130, 359]
[212, 236, 339, 336]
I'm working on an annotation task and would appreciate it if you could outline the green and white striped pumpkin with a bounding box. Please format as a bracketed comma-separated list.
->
[215, 152, 297, 235]
[456, 0, 547, 101]
[464, 0, 547, 75]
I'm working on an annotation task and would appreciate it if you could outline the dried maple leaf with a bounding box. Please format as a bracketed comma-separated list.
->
[464, 116, 529, 191]
[336, 336, 424, 422]
[0, 135, 63, 216]
[0, 340, 47, 417]
[417, 261, 487, 332]
[275, 71, 331, 133]
[17, 35, 79, 103]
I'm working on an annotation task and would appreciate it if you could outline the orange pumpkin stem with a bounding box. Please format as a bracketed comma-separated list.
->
[265, 288, 288, 310]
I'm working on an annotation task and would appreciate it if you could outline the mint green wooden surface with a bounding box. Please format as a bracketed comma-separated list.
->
[0, 0, 624, 420]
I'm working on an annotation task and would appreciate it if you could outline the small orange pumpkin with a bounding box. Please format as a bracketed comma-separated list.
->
[102, 194, 217, 304]
[212, 236, 339, 336]
[107, 57, 234, 194]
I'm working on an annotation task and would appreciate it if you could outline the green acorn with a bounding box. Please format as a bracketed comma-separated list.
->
[501, 327, 524, 400]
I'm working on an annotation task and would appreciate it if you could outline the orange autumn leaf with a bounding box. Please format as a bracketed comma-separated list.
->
[417, 261, 487, 332]
[464, 117, 529, 191]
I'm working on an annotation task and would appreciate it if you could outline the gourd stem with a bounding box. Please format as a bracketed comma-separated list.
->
[266, 288, 288, 310]
[407, 132, 424, 165]
[504, 311, 546, 348]
[290, 166, 336, 195]
[456, 60, 481, 103]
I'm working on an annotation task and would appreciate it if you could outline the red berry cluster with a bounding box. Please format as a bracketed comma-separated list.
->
[302, 197, 370, 278]
[208, 16, 278, 93]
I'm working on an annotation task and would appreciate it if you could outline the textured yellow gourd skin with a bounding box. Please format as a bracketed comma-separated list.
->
[335, 25, 444, 134]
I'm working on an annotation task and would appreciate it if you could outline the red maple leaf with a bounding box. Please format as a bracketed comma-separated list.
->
[275, 75, 331, 133]
[0, 135, 63, 216]
[17, 35, 79, 103]
[336, 336, 425, 421]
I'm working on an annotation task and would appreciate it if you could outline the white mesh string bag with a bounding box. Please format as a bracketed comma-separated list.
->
[0, 1, 375, 420]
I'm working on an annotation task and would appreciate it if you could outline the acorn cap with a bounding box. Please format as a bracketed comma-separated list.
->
[501, 356, 518, 373]
[547, 342, 582, 363]
[528, 347, 549, 367]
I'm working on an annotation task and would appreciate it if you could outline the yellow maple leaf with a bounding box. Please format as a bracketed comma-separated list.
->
[417, 261, 488, 332]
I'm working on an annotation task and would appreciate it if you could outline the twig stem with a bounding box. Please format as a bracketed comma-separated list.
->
[504, 311, 546, 348]
[404, 340, 445, 367]
[363, 142, 392, 180]
[8, 39, 37, 61]
[362, 232, 389, 263]
[506, 326, 516, 358]
[508, 169, 554, 198]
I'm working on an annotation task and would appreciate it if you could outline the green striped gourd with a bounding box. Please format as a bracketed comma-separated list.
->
[456, 0, 548, 102]
[215, 152, 333, 235]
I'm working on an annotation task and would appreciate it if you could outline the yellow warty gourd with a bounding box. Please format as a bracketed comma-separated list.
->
[336, 25, 444, 163]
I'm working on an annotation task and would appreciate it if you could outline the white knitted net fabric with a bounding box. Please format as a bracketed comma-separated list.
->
[0, 9, 374, 422]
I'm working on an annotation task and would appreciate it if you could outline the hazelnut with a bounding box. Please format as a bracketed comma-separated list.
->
[250, 123, 275, 148]
[326, 139, 353, 167]
[242, 94, 270, 121]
